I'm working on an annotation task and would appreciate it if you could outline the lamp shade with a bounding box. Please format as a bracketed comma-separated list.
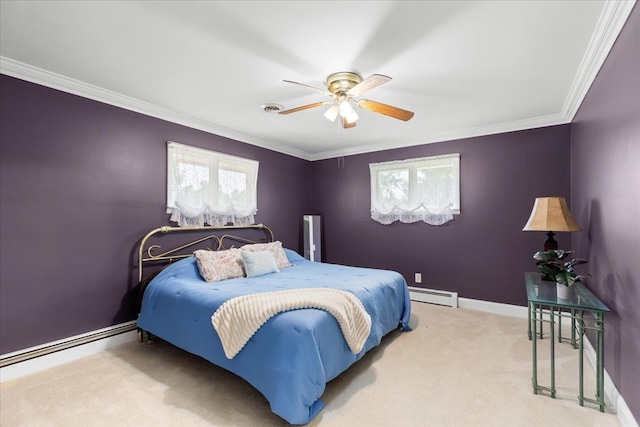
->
[522, 197, 581, 232]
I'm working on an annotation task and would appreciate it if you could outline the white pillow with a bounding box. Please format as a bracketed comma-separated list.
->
[194, 249, 244, 282]
[241, 241, 291, 269]
[241, 250, 280, 278]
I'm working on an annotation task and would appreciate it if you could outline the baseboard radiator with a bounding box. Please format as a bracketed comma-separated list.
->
[0, 321, 137, 368]
[409, 286, 458, 308]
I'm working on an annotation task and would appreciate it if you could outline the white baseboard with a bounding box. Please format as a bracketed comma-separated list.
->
[583, 338, 620, 410]
[583, 338, 638, 427]
[0, 322, 138, 383]
[458, 297, 529, 319]
[455, 296, 637, 427]
[617, 395, 640, 427]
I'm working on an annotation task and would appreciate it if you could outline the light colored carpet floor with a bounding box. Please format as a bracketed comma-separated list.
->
[1, 302, 621, 426]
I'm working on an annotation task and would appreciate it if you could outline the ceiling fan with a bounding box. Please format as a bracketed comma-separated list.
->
[278, 72, 415, 129]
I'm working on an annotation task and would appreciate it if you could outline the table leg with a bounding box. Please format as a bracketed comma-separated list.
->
[528, 301, 532, 340]
[558, 309, 562, 343]
[532, 302, 538, 394]
[579, 310, 584, 406]
[571, 308, 577, 349]
[550, 306, 556, 398]
[596, 312, 605, 412]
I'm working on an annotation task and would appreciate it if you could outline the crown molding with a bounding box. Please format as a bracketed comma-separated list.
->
[0, 55, 568, 161]
[308, 113, 569, 161]
[0, 56, 311, 161]
[561, 0, 637, 121]
[1, 0, 634, 162]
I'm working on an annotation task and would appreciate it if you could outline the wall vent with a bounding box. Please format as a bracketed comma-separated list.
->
[409, 286, 458, 308]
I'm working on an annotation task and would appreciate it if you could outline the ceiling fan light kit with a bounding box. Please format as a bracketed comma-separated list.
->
[278, 71, 414, 128]
[324, 104, 339, 122]
[338, 100, 358, 124]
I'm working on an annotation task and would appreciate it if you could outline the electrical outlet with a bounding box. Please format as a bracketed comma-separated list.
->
[415, 273, 422, 283]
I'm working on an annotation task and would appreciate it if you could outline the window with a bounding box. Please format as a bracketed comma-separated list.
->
[370, 153, 459, 225]
[167, 141, 258, 227]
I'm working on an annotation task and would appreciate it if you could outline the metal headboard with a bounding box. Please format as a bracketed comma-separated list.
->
[138, 224, 274, 282]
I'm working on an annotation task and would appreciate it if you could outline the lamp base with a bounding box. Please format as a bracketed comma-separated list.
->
[544, 231, 558, 251]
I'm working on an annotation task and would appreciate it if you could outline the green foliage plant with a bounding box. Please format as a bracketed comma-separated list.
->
[533, 250, 589, 286]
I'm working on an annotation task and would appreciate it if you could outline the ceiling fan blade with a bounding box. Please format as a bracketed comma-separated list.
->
[342, 117, 356, 129]
[278, 101, 332, 115]
[347, 74, 391, 97]
[357, 99, 415, 121]
[283, 80, 333, 97]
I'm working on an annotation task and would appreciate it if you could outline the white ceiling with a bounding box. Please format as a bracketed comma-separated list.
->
[0, 1, 635, 160]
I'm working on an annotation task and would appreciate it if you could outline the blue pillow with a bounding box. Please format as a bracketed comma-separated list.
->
[283, 248, 306, 263]
[241, 250, 280, 278]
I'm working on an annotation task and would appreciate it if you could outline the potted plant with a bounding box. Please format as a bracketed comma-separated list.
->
[533, 250, 589, 299]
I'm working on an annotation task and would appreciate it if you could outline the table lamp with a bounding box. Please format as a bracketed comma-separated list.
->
[522, 197, 581, 251]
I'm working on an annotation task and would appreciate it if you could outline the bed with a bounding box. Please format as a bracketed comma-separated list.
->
[136, 225, 411, 424]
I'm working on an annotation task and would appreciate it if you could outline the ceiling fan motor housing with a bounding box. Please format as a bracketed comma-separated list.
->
[326, 72, 362, 95]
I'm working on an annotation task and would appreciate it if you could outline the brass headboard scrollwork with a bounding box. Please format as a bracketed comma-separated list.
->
[138, 224, 274, 282]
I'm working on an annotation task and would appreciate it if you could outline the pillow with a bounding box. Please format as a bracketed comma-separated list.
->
[241, 250, 280, 278]
[283, 248, 306, 264]
[241, 241, 291, 269]
[194, 249, 244, 283]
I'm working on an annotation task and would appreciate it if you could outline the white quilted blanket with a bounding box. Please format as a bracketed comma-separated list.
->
[211, 288, 372, 359]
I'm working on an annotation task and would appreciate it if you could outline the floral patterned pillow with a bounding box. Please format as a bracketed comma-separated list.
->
[194, 249, 244, 283]
[241, 241, 291, 269]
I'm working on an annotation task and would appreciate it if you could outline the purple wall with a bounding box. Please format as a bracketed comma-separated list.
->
[0, 75, 310, 354]
[310, 125, 572, 306]
[1, 7, 637, 415]
[570, 4, 639, 420]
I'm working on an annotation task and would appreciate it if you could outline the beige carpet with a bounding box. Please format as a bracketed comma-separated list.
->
[1, 302, 621, 426]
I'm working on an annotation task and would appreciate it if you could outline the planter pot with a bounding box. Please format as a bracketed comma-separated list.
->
[556, 283, 571, 300]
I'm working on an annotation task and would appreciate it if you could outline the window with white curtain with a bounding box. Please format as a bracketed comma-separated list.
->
[370, 153, 460, 225]
[167, 141, 259, 227]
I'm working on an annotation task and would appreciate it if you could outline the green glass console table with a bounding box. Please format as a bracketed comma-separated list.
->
[524, 272, 609, 412]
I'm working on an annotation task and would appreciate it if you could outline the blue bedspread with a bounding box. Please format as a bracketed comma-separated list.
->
[137, 249, 411, 424]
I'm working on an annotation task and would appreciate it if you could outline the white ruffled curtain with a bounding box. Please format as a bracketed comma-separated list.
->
[370, 204, 454, 226]
[370, 154, 459, 226]
[167, 142, 258, 227]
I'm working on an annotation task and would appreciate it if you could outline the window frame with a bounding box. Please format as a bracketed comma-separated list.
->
[370, 153, 460, 215]
[166, 141, 258, 220]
